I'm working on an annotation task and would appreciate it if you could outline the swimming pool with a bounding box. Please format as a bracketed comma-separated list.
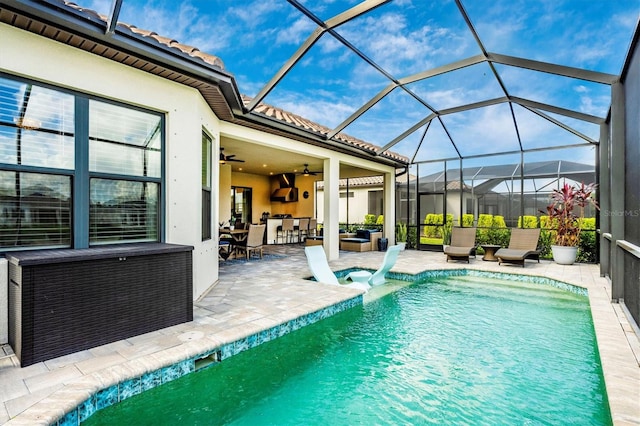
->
[84, 274, 610, 425]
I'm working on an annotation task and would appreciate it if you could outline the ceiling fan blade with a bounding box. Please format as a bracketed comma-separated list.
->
[219, 148, 245, 163]
[298, 164, 321, 176]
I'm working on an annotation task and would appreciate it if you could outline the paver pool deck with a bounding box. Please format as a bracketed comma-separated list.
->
[1, 246, 639, 425]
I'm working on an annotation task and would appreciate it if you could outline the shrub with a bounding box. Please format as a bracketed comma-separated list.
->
[423, 213, 453, 241]
[407, 225, 417, 249]
[364, 214, 376, 225]
[492, 215, 506, 228]
[423, 214, 437, 237]
[577, 218, 597, 263]
[396, 222, 407, 242]
[476, 214, 509, 246]
[461, 214, 474, 227]
[477, 214, 493, 229]
[518, 215, 538, 229]
[539, 229, 554, 259]
[376, 215, 384, 225]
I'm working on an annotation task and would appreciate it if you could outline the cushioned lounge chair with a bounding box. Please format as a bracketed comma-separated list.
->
[443, 227, 477, 263]
[304, 246, 371, 291]
[495, 228, 541, 267]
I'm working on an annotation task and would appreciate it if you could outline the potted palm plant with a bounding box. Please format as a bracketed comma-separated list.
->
[396, 222, 407, 250]
[545, 182, 599, 265]
[441, 222, 452, 250]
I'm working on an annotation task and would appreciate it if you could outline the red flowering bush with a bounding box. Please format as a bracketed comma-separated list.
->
[546, 182, 599, 247]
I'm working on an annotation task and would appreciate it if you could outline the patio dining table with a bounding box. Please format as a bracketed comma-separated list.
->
[219, 228, 249, 259]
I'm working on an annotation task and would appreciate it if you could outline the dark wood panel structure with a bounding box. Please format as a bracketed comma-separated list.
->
[8, 243, 193, 367]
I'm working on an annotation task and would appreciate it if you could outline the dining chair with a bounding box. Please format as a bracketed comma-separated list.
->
[234, 224, 266, 259]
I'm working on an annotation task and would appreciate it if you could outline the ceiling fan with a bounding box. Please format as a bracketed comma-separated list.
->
[219, 147, 245, 163]
[298, 164, 321, 176]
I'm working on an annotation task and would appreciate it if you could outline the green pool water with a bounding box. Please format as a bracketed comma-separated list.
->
[85, 275, 611, 425]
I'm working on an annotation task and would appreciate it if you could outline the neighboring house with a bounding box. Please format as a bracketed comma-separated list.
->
[315, 172, 413, 225]
[316, 176, 386, 225]
[0, 1, 406, 304]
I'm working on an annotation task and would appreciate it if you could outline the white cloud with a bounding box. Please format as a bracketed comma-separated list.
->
[276, 17, 316, 45]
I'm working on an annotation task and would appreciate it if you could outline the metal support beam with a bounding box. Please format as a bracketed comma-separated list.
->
[598, 122, 609, 275]
[249, 0, 390, 112]
[328, 84, 397, 139]
[105, 0, 123, 35]
[380, 113, 437, 152]
[511, 97, 604, 124]
[487, 53, 619, 85]
[438, 97, 508, 116]
[520, 105, 598, 144]
[397, 54, 486, 85]
[246, 28, 324, 112]
[609, 82, 625, 300]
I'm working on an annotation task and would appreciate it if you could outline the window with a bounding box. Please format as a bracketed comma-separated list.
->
[0, 171, 71, 247]
[368, 190, 383, 216]
[231, 186, 252, 224]
[0, 74, 164, 249]
[202, 131, 212, 240]
[90, 179, 158, 243]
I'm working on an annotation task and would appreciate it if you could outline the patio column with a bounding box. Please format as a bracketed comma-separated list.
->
[323, 158, 340, 260]
[383, 170, 396, 244]
[609, 81, 625, 301]
[598, 122, 610, 278]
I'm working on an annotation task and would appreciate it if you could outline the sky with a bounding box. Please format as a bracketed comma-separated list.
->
[82, 0, 639, 166]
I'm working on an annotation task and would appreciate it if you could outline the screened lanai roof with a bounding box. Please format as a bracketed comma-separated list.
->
[85, 0, 638, 165]
[414, 160, 595, 194]
[5, 0, 637, 166]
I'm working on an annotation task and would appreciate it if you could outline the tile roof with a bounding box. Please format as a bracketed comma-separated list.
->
[63, 1, 226, 70]
[244, 95, 408, 163]
[315, 173, 413, 189]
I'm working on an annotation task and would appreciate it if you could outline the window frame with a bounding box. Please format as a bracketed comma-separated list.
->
[0, 72, 165, 251]
[201, 130, 212, 241]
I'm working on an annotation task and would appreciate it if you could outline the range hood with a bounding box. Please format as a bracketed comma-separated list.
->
[271, 187, 298, 202]
[271, 173, 299, 202]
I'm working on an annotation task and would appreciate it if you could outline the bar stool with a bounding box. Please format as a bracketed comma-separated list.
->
[277, 218, 295, 244]
[308, 218, 317, 237]
[297, 217, 310, 244]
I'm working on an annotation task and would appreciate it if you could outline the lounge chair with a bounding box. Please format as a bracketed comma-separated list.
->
[367, 244, 402, 285]
[304, 246, 371, 291]
[443, 227, 477, 263]
[495, 228, 541, 267]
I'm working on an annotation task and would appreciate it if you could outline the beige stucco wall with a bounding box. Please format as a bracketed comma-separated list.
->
[229, 172, 271, 223]
[0, 23, 220, 299]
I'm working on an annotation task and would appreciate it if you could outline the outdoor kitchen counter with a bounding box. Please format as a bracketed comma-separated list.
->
[265, 218, 300, 244]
